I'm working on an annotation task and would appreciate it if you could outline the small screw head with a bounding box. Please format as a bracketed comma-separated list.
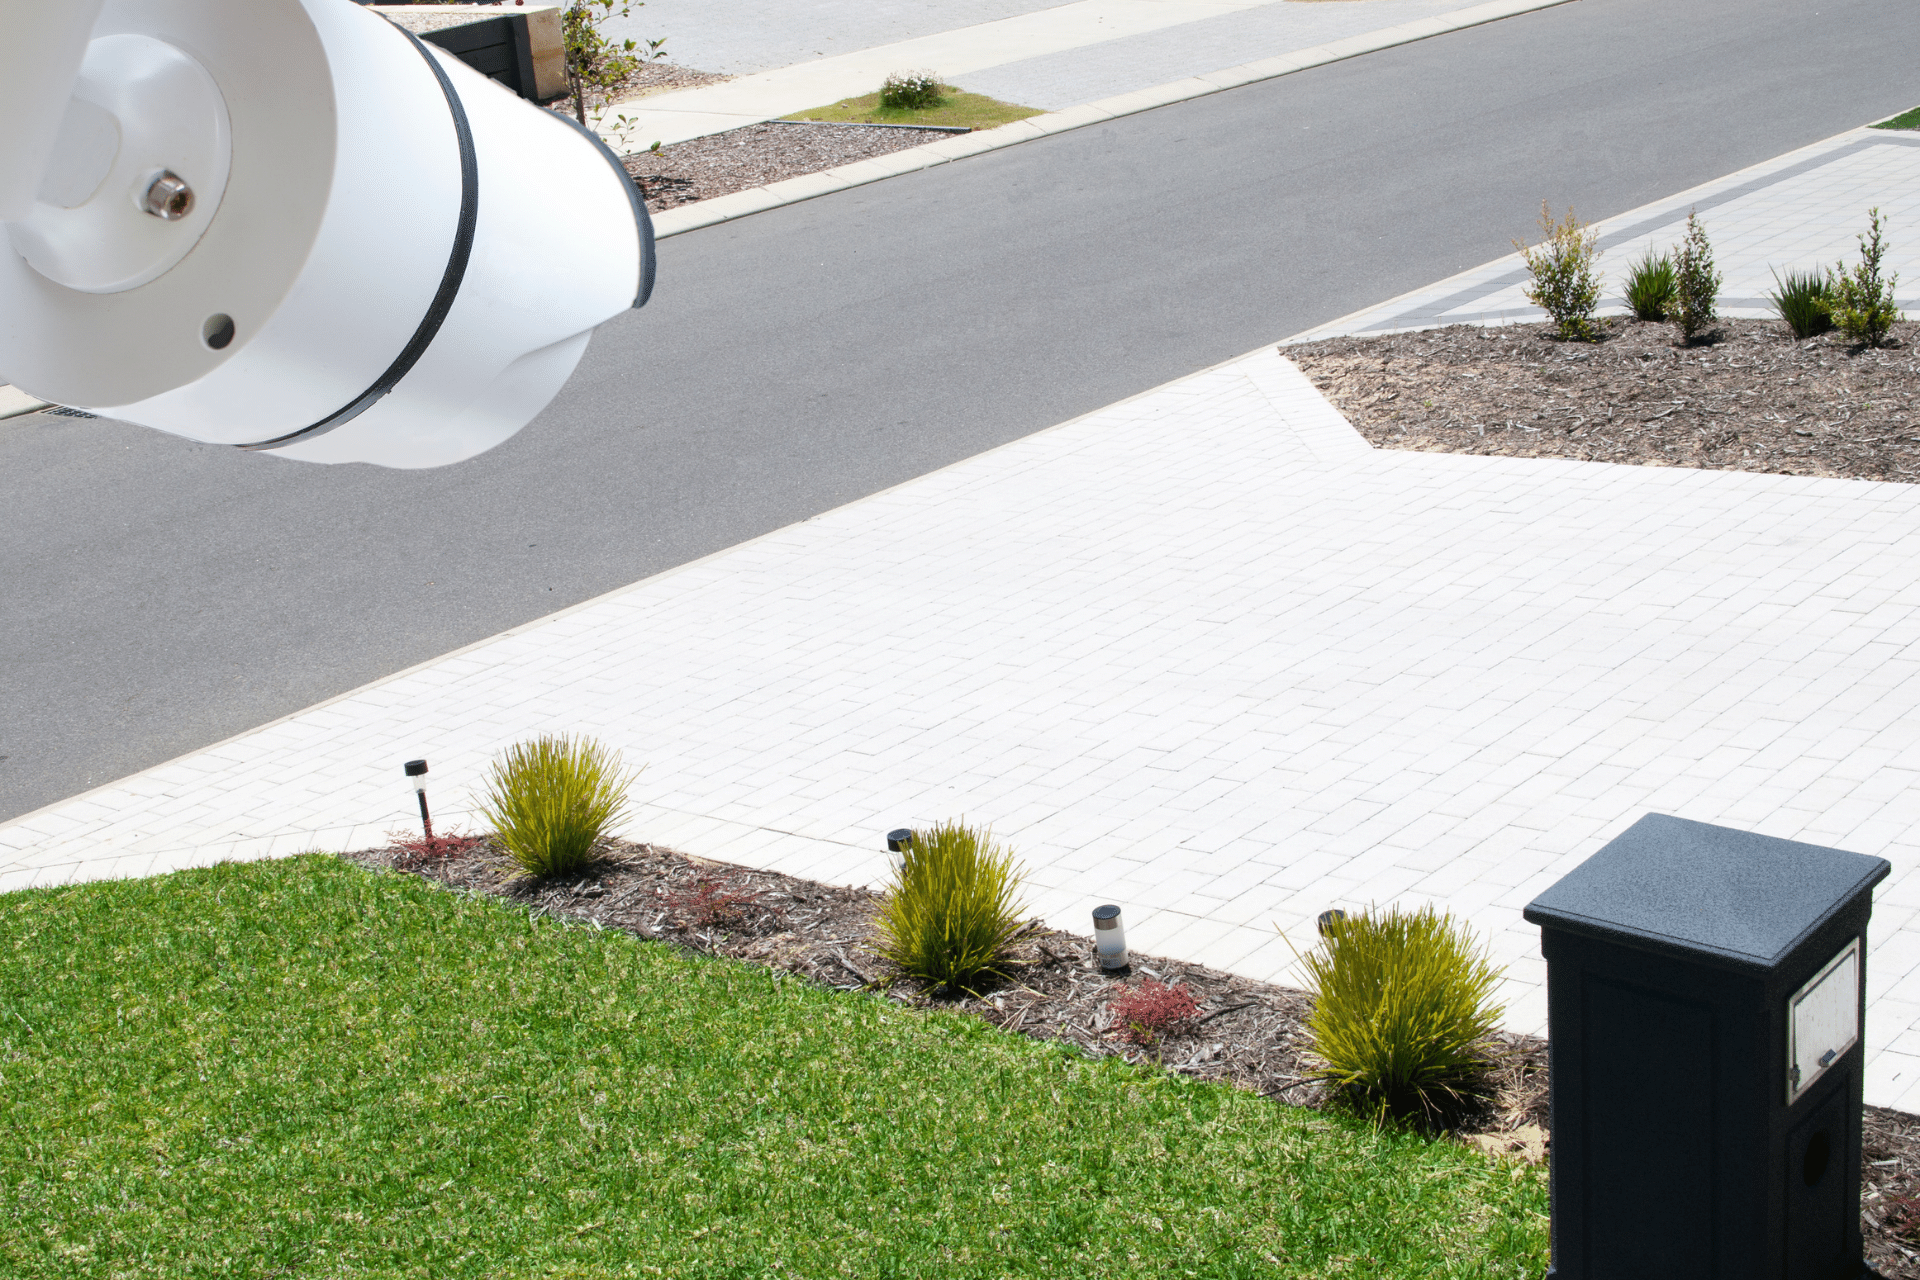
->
[142, 171, 193, 221]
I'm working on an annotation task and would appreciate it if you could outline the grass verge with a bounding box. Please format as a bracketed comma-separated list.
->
[0, 857, 1547, 1277]
[783, 85, 1043, 131]
[1873, 106, 1920, 130]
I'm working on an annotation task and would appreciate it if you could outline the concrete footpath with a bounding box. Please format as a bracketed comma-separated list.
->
[591, 0, 1567, 150]
[9, 121, 1920, 1109]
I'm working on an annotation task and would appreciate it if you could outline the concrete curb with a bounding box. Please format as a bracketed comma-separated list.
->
[0, 385, 50, 420]
[650, 0, 1576, 239]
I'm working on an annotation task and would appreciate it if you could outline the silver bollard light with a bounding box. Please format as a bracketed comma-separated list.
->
[1093, 904, 1128, 970]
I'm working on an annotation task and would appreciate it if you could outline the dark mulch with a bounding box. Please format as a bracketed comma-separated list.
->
[343, 833, 1920, 1272]
[620, 122, 960, 214]
[343, 838, 1544, 1134]
[543, 60, 732, 118]
[1290, 317, 1920, 483]
[1867, 1108, 1920, 1274]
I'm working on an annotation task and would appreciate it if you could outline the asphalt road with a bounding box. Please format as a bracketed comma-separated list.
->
[5, 0, 1919, 825]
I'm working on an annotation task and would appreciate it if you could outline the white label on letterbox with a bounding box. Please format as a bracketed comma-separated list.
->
[1788, 938, 1861, 1105]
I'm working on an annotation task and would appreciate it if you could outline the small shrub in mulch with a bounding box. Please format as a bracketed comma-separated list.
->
[478, 734, 637, 878]
[665, 876, 765, 932]
[1110, 978, 1201, 1046]
[872, 820, 1027, 996]
[1296, 904, 1504, 1130]
[1671, 209, 1723, 344]
[1516, 203, 1603, 342]
[385, 830, 486, 869]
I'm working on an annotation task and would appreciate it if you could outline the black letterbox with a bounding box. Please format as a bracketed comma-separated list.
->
[1523, 813, 1890, 1280]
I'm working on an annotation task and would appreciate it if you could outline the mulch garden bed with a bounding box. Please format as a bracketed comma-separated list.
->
[620, 121, 961, 214]
[1290, 317, 1920, 483]
[341, 834, 1920, 1274]
[543, 59, 732, 117]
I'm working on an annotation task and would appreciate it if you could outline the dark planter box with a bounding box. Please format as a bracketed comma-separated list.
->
[1525, 813, 1889, 1280]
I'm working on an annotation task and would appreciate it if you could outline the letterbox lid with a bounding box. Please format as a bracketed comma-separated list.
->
[1523, 814, 1890, 974]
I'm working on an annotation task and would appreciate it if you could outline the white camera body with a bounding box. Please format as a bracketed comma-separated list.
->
[0, 0, 653, 468]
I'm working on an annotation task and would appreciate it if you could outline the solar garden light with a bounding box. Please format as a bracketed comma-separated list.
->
[885, 828, 913, 878]
[404, 758, 433, 840]
[1092, 904, 1128, 970]
[1317, 908, 1348, 936]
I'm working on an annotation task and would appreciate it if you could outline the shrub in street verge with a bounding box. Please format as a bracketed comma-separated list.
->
[1672, 209, 1722, 343]
[1768, 267, 1834, 339]
[1624, 251, 1677, 321]
[1516, 203, 1603, 341]
[1824, 207, 1905, 347]
[874, 820, 1026, 993]
[878, 71, 942, 110]
[562, 0, 664, 125]
[1296, 904, 1504, 1127]
[480, 734, 637, 877]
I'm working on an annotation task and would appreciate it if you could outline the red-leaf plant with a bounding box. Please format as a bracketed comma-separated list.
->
[1110, 978, 1201, 1047]
[667, 877, 761, 932]
[386, 829, 485, 867]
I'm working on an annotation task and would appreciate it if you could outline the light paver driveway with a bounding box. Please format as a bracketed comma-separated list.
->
[10, 122, 1920, 1110]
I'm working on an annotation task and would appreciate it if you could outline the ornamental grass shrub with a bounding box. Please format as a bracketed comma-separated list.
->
[873, 820, 1027, 994]
[1824, 207, 1905, 347]
[479, 734, 637, 878]
[1769, 267, 1834, 339]
[1672, 209, 1722, 343]
[878, 70, 943, 110]
[1624, 251, 1677, 322]
[1296, 904, 1504, 1128]
[1517, 203, 1603, 341]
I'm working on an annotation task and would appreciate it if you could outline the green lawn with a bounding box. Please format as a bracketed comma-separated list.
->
[0, 857, 1548, 1277]
[1873, 106, 1920, 130]
[783, 85, 1043, 131]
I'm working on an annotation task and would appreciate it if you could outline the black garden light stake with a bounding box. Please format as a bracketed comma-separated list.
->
[1093, 904, 1128, 970]
[886, 827, 913, 878]
[405, 758, 433, 840]
[1317, 908, 1348, 936]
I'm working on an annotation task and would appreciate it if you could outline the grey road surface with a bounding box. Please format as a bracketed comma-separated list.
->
[5, 0, 1919, 824]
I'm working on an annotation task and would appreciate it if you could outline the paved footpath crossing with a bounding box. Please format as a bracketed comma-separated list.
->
[12, 123, 1920, 1109]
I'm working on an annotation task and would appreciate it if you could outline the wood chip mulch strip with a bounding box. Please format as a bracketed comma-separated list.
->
[620, 122, 961, 214]
[344, 836, 1920, 1272]
[1290, 317, 1920, 482]
[543, 60, 732, 118]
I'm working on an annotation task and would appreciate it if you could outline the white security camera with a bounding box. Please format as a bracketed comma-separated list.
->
[0, 0, 653, 468]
